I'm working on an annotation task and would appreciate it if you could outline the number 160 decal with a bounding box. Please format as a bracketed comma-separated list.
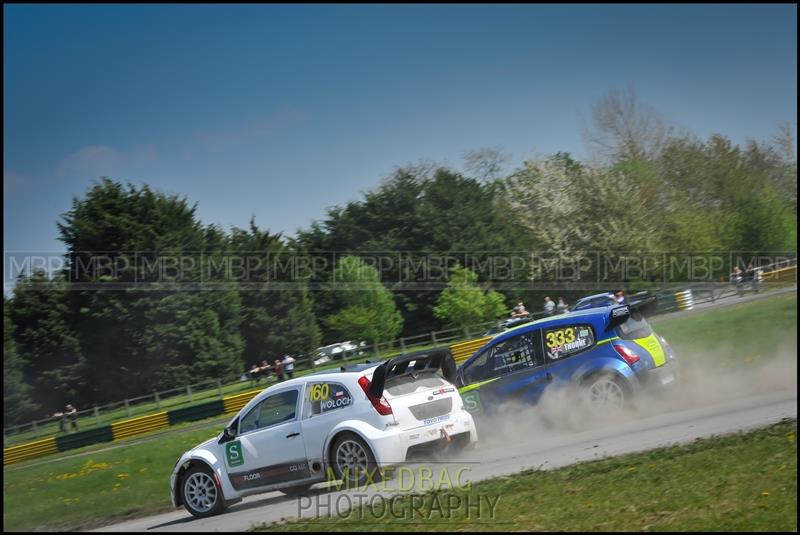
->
[309, 383, 329, 401]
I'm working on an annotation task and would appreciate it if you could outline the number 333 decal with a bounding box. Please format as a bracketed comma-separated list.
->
[546, 327, 576, 348]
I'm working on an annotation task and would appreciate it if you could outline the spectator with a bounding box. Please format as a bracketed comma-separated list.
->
[613, 289, 627, 305]
[54, 410, 67, 433]
[282, 354, 296, 380]
[249, 363, 262, 385]
[730, 267, 745, 297]
[64, 404, 79, 432]
[511, 302, 528, 318]
[543, 296, 555, 316]
[259, 360, 273, 382]
[273, 359, 285, 382]
[747, 263, 763, 294]
[556, 297, 568, 314]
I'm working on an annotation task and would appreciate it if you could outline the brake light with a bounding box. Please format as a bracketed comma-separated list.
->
[358, 376, 393, 415]
[613, 343, 640, 366]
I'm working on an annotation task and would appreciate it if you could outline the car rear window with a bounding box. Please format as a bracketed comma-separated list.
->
[616, 312, 653, 340]
[385, 373, 448, 397]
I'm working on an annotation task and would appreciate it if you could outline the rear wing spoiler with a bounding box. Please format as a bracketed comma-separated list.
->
[367, 348, 457, 399]
[607, 294, 658, 330]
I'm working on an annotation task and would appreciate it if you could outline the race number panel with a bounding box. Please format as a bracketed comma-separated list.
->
[545, 325, 595, 361]
[306, 382, 353, 416]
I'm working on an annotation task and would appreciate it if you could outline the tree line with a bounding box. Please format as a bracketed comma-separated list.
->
[4, 92, 796, 425]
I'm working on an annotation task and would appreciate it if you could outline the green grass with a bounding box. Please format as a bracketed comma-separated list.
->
[3, 294, 797, 531]
[2, 423, 224, 531]
[255, 420, 798, 532]
[653, 292, 797, 365]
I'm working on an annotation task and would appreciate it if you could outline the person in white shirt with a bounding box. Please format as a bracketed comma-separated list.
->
[281, 354, 296, 379]
[511, 302, 528, 318]
[543, 296, 555, 316]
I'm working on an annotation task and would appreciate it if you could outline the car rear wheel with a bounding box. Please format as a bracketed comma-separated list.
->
[331, 433, 379, 487]
[181, 465, 226, 518]
[582, 374, 627, 415]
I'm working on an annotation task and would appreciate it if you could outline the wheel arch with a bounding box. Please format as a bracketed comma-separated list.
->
[174, 458, 217, 508]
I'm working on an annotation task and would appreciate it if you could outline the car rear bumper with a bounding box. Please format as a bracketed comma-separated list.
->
[641, 358, 680, 391]
[369, 409, 477, 465]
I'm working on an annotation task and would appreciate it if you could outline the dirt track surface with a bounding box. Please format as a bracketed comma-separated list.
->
[94, 390, 796, 531]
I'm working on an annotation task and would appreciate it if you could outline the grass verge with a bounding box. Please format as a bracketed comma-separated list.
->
[255, 420, 798, 532]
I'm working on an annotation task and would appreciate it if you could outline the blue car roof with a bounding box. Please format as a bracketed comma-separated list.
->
[486, 306, 614, 346]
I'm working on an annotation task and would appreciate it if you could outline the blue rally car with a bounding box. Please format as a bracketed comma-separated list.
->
[454, 296, 678, 416]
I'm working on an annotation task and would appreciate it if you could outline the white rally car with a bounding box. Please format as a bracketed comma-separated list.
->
[170, 349, 477, 517]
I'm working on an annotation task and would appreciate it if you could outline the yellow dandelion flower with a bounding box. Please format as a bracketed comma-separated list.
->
[762, 491, 770, 497]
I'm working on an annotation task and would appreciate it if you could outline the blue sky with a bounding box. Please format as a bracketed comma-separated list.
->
[4, 4, 797, 257]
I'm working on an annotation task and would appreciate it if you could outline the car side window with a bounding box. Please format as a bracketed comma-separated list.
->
[239, 389, 299, 434]
[304, 381, 353, 417]
[462, 332, 542, 385]
[544, 324, 596, 362]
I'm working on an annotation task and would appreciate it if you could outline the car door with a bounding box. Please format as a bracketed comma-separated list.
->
[542, 323, 598, 385]
[225, 387, 311, 492]
[459, 330, 549, 415]
[299, 380, 356, 469]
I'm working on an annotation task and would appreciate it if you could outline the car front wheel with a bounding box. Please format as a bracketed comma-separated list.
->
[181, 465, 226, 518]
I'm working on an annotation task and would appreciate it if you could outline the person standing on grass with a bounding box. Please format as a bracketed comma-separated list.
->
[282, 354, 296, 379]
[65, 404, 79, 432]
[273, 358, 285, 382]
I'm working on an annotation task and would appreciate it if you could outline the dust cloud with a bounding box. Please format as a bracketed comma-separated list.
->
[473, 335, 797, 447]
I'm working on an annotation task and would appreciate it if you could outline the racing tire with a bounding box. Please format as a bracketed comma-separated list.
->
[279, 483, 313, 496]
[581, 374, 629, 417]
[331, 432, 381, 487]
[180, 465, 226, 518]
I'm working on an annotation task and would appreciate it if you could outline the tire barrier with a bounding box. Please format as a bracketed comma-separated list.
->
[111, 412, 169, 441]
[763, 265, 797, 283]
[449, 336, 493, 364]
[167, 400, 225, 426]
[675, 289, 695, 311]
[3, 436, 58, 466]
[3, 390, 260, 466]
[656, 292, 679, 313]
[56, 425, 115, 452]
[223, 389, 262, 414]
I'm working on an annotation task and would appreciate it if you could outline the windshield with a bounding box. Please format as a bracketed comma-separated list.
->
[384, 372, 447, 397]
[615, 311, 653, 340]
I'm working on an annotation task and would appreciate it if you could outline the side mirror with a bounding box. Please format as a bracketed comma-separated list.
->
[218, 421, 237, 444]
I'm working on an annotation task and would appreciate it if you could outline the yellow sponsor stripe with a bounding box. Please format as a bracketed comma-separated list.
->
[458, 377, 500, 394]
[633, 333, 667, 367]
[111, 411, 169, 441]
[3, 436, 58, 465]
